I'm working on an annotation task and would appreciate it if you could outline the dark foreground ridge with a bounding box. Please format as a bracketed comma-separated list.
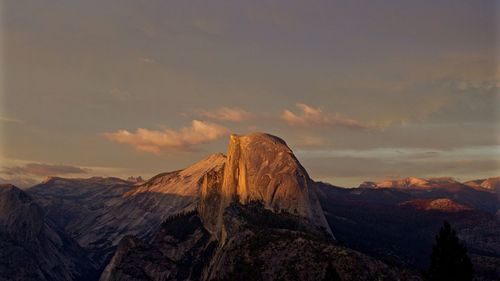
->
[101, 202, 420, 281]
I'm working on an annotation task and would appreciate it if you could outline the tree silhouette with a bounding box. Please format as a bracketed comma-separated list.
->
[427, 221, 473, 281]
[323, 262, 341, 281]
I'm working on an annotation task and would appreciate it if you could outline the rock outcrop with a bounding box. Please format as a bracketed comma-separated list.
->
[200, 133, 332, 238]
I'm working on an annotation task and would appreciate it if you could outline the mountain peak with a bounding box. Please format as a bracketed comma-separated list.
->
[126, 176, 144, 183]
[0, 184, 32, 204]
[0, 184, 44, 241]
[201, 132, 332, 238]
[229, 132, 288, 146]
[464, 177, 500, 191]
[222, 132, 310, 204]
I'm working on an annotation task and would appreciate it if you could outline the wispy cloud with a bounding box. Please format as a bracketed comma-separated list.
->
[103, 120, 229, 153]
[198, 107, 252, 122]
[282, 103, 370, 130]
[109, 88, 133, 100]
[456, 79, 500, 91]
[0, 116, 23, 123]
[299, 145, 500, 187]
[1, 163, 90, 177]
[138, 57, 156, 64]
[191, 17, 224, 35]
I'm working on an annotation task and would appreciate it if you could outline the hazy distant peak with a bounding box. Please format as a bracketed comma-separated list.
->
[361, 176, 466, 190]
[126, 176, 144, 183]
[360, 176, 500, 193]
[464, 177, 500, 191]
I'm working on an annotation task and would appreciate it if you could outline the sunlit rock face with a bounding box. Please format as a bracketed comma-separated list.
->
[201, 133, 332, 237]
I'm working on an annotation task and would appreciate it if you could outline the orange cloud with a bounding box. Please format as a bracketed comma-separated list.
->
[282, 103, 369, 130]
[103, 120, 229, 153]
[199, 107, 252, 122]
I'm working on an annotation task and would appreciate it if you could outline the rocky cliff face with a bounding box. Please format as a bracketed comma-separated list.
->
[205, 133, 331, 238]
[0, 184, 97, 281]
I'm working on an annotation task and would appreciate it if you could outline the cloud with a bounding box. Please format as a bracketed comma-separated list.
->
[0, 116, 23, 123]
[103, 120, 229, 153]
[191, 17, 224, 35]
[1, 163, 90, 177]
[298, 145, 500, 187]
[198, 107, 252, 122]
[456, 79, 500, 91]
[110, 88, 133, 100]
[295, 135, 330, 148]
[282, 103, 370, 130]
[138, 57, 156, 64]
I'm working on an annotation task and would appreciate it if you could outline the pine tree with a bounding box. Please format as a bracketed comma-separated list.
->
[427, 221, 473, 281]
[323, 263, 341, 281]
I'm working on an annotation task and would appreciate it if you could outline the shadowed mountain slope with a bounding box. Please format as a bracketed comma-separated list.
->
[315, 182, 500, 280]
[0, 184, 98, 281]
[28, 154, 225, 268]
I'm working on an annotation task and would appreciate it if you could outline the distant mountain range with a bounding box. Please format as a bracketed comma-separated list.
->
[359, 176, 500, 193]
[1, 133, 498, 281]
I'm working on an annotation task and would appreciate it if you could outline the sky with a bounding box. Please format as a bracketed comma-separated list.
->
[1, 0, 499, 187]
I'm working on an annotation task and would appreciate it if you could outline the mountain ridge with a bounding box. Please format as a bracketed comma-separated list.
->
[2, 132, 498, 280]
